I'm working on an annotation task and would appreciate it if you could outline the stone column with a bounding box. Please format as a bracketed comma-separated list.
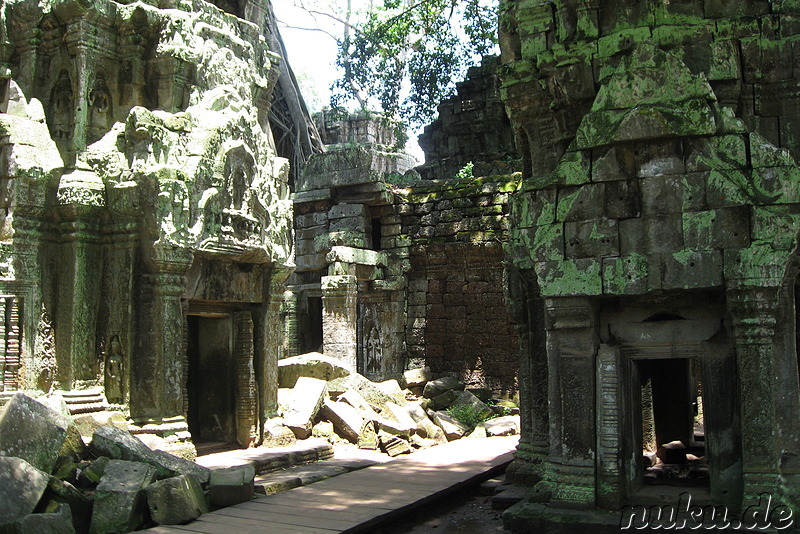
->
[234, 311, 257, 448]
[728, 286, 783, 501]
[321, 275, 358, 370]
[543, 296, 598, 509]
[131, 247, 192, 422]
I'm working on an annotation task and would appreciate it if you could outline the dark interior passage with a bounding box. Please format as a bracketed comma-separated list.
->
[187, 314, 235, 444]
[301, 296, 324, 354]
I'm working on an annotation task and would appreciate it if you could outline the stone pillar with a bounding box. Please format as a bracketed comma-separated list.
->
[321, 275, 358, 370]
[728, 286, 783, 501]
[131, 248, 192, 422]
[282, 288, 300, 358]
[543, 296, 598, 509]
[234, 311, 257, 448]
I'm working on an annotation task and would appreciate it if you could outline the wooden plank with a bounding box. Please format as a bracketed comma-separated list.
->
[234, 499, 391, 519]
[250, 492, 399, 511]
[194, 513, 336, 534]
[212, 505, 356, 530]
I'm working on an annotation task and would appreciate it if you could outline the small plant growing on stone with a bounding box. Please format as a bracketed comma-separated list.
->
[446, 403, 492, 430]
[455, 161, 474, 180]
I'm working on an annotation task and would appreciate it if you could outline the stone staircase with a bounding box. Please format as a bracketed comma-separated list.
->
[60, 388, 109, 415]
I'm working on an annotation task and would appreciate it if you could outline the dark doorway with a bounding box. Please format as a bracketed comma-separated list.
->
[301, 296, 324, 354]
[186, 314, 235, 444]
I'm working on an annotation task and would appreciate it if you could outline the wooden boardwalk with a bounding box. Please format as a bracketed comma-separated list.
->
[146, 435, 519, 534]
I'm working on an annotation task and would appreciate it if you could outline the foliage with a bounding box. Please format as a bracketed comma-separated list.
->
[446, 403, 493, 430]
[330, 0, 498, 130]
[455, 161, 474, 180]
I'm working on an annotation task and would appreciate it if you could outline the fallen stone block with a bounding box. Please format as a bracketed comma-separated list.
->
[466, 388, 492, 403]
[90, 460, 156, 534]
[0, 503, 75, 534]
[312, 421, 336, 440]
[405, 402, 429, 423]
[278, 352, 352, 388]
[377, 431, 411, 457]
[402, 367, 431, 388]
[39, 476, 92, 530]
[413, 415, 447, 443]
[432, 411, 470, 441]
[262, 418, 296, 447]
[320, 400, 365, 443]
[72, 411, 128, 438]
[0, 456, 50, 523]
[431, 390, 459, 410]
[465, 423, 488, 439]
[283, 377, 328, 439]
[409, 434, 438, 449]
[357, 423, 379, 450]
[208, 465, 255, 507]
[338, 389, 381, 422]
[0, 392, 71, 473]
[423, 376, 464, 399]
[327, 373, 401, 412]
[484, 415, 520, 437]
[375, 380, 406, 403]
[78, 456, 110, 487]
[450, 390, 493, 420]
[145, 474, 209, 525]
[90, 426, 210, 484]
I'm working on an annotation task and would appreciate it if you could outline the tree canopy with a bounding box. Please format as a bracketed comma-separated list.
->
[282, 0, 498, 132]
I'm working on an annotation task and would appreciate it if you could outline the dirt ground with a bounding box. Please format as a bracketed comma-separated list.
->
[372, 483, 509, 534]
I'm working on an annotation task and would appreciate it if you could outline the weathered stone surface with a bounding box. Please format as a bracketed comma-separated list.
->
[0, 456, 50, 523]
[483, 416, 520, 437]
[402, 367, 431, 388]
[320, 400, 367, 443]
[431, 412, 470, 441]
[0, 393, 70, 473]
[450, 391, 493, 420]
[90, 460, 156, 534]
[282, 377, 328, 439]
[377, 431, 412, 457]
[465, 424, 488, 439]
[431, 390, 459, 410]
[40, 477, 92, 530]
[278, 353, 352, 388]
[423, 377, 465, 399]
[0, 503, 75, 534]
[208, 465, 255, 507]
[71, 412, 127, 440]
[328, 373, 402, 412]
[145, 474, 209, 526]
[90, 426, 210, 484]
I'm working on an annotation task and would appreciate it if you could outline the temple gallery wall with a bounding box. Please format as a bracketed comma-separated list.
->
[3, 0, 800, 531]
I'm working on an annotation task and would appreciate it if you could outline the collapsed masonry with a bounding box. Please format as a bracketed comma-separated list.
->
[498, 0, 800, 531]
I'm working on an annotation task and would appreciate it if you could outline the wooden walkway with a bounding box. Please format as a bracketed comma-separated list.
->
[146, 435, 519, 534]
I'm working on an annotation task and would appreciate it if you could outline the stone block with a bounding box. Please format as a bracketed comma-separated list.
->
[90, 460, 156, 534]
[0, 503, 75, 534]
[0, 393, 71, 473]
[73, 411, 128, 438]
[432, 411, 470, 441]
[283, 377, 328, 439]
[403, 367, 431, 389]
[328, 373, 401, 412]
[145, 474, 209, 525]
[484, 416, 521, 436]
[40, 476, 92, 529]
[0, 456, 50, 523]
[564, 218, 619, 259]
[321, 400, 365, 443]
[450, 391, 493, 420]
[90, 426, 210, 484]
[422, 376, 465, 398]
[377, 431, 412, 457]
[328, 203, 368, 219]
[431, 390, 459, 410]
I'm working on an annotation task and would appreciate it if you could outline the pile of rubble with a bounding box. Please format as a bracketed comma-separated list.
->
[277, 353, 520, 457]
[0, 392, 251, 533]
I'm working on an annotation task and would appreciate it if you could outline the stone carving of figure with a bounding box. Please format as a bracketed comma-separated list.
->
[104, 335, 124, 404]
[366, 325, 381, 375]
[88, 74, 113, 143]
[49, 70, 74, 140]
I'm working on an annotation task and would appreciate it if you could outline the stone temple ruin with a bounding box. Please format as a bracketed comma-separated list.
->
[3, 0, 800, 531]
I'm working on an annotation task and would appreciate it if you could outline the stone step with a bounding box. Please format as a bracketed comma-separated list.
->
[66, 402, 108, 415]
[196, 438, 335, 477]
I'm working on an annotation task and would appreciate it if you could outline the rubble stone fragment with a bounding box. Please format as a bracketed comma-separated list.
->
[278, 352, 352, 388]
[423, 377, 465, 399]
[0, 393, 70, 473]
[208, 465, 255, 507]
[145, 474, 209, 525]
[90, 460, 156, 534]
[0, 456, 50, 524]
